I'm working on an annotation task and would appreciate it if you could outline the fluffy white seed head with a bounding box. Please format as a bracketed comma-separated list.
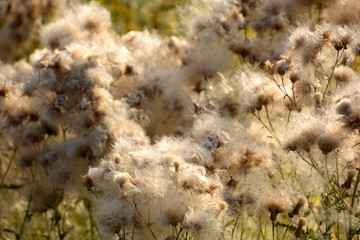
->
[113, 172, 130, 186]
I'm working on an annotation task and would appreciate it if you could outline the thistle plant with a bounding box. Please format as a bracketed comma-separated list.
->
[2, 0, 360, 240]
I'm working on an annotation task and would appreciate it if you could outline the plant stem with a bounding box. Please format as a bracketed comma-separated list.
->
[281, 218, 292, 240]
[257, 216, 266, 240]
[231, 216, 239, 240]
[297, 151, 349, 209]
[324, 49, 345, 94]
[131, 225, 135, 240]
[270, 75, 300, 112]
[18, 193, 32, 240]
[254, 111, 281, 144]
[0, 147, 18, 189]
[125, 200, 158, 240]
[350, 166, 360, 209]
[264, 105, 276, 135]
[325, 154, 329, 180]
[175, 227, 183, 240]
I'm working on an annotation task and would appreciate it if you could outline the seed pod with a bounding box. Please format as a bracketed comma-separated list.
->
[82, 175, 94, 192]
[342, 169, 357, 189]
[290, 72, 300, 84]
[114, 154, 122, 164]
[295, 217, 307, 237]
[219, 201, 228, 211]
[289, 196, 307, 217]
[174, 161, 180, 173]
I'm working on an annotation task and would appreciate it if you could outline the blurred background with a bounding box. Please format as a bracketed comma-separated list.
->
[91, 0, 189, 35]
[0, 0, 189, 63]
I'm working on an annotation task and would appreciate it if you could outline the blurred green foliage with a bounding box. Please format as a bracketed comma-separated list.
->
[92, 0, 190, 35]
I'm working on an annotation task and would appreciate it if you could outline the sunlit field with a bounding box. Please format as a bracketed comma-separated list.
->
[2, 0, 360, 239]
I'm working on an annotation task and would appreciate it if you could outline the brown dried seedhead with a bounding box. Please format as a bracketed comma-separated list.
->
[82, 175, 94, 192]
[229, 147, 266, 175]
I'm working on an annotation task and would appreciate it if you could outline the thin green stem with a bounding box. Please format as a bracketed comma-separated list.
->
[289, 160, 324, 235]
[257, 216, 266, 240]
[281, 218, 292, 240]
[350, 166, 360, 209]
[296, 151, 318, 171]
[240, 222, 246, 240]
[292, 83, 297, 106]
[264, 105, 276, 135]
[254, 111, 281, 144]
[270, 75, 300, 112]
[175, 227, 183, 240]
[324, 49, 345, 94]
[297, 151, 349, 210]
[325, 154, 329, 180]
[231, 216, 240, 240]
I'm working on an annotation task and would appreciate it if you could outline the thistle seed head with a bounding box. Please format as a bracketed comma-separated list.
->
[267, 201, 286, 221]
[173, 160, 180, 173]
[295, 217, 307, 237]
[289, 196, 307, 217]
[317, 132, 341, 155]
[343, 169, 357, 189]
[114, 172, 130, 187]
[336, 99, 352, 115]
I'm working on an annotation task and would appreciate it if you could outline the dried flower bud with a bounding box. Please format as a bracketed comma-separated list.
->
[290, 72, 300, 84]
[173, 160, 180, 173]
[313, 92, 323, 114]
[313, 92, 323, 104]
[295, 217, 307, 237]
[263, 60, 274, 73]
[284, 98, 296, 111]
[219, 201, 228, 211]
[255, 94, 271, 110]
[342, 169, 357, 189]
[82, 175, 94, 192]
[124, 65, 134, 75]
[289, 196, 307, 217]
[114, 154, 122, 164]
[198, 166, 206, 176]
[321, 31, 331, 40]
[340, 34, 354, 49]
[190, 154, 200, 164]
[332, 39, 344, 51]
[0, 85, 9, 98]
[274, 57, 292, 76]
[267, 201, 286, 221]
